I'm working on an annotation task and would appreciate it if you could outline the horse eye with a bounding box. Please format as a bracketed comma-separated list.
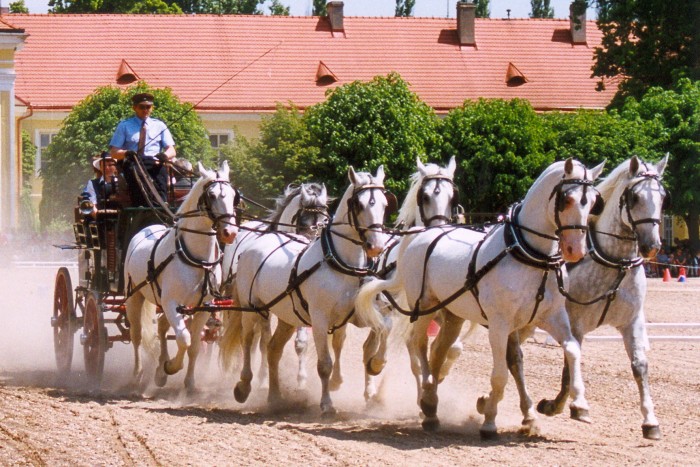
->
[631, 193, 639, 205]
[422, 193, 431, 204]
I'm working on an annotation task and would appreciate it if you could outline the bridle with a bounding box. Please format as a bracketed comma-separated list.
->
[345, 184, 393, 246]
[417, 175, 459, 226]
[186, 178, 240, 235]
[618, 172, 669, 237]
[547, 176, 602, 237]
[290, 204, 329, 238]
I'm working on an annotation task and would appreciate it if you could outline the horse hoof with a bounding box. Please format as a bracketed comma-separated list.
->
[570, 406, 592, 424]
[422, 418, 440, 432]
[537, 398, 556, 417]
[476, 396, 487, 415]
[329, 377, 343, 392]
[365, 357, 386, 376]
[163, 361, 178, 376]
[320, 405, 337, 417]
[154, 371, 167, 388]
[233, 383, 250, 403]
[642, 424, 661, 440]
[419, 398, 438, 419]
[479, 428, 498, 440]
[518, 419, 540, 437]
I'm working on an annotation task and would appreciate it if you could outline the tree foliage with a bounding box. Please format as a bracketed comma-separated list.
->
[440, 99, 552, 213]
[312, 0, 326, 16]
[529, 0, 554, 18]
[39, 83, 213, 228]
[48, 0, 183, 13]
[395, 0, 415, 17]
[592, 0, 699, 105]
[304, 73, 442, 197]
[221, 104, 319, 210]
[9, 0, 30, 13]
[619, 79, 700, 250]
[474, 0, 490, 18]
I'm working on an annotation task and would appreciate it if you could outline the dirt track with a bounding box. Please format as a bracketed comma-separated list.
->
[1, 266, 699, 465]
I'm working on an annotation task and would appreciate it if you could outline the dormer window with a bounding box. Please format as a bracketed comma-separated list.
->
[116, 59, 139, 85]
[506, 62, 528, 86]
[316, 61, 338, 86]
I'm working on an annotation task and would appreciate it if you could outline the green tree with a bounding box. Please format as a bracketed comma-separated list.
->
[221, 103, 319, 208]
[440, 98, 552, 213]
[48, 0, 182, 13]
[530, 0, 554, 18]
[475, 0, 490, 18]
[9, 0, 30, 13]
[19, 131, 39, 233]
[592, 0, 699, 105]
[268, 0, 289, 15]
[619, 79, 700, 251]
[39, 83, 213, 228]
[541, 109, 658, 169]
[395, 0, 414, 17]
[312, 0, 326, 16]
[304, 73, 442, 197]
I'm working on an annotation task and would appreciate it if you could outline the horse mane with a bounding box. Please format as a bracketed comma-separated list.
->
[175, 169, 216, 215]
[395, 162, 446, 228]
[265, 182, 327, 223]
[596, 158, 659, 203]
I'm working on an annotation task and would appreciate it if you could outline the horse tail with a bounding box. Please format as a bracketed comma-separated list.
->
[219, 307, 243, 373]
[140, 301, 159, 359]
[355, 274, 404, 335]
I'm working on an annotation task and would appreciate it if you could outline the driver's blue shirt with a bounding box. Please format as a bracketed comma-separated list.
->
[109, 116, 174, 159]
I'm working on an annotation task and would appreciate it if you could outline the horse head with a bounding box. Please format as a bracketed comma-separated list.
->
[196, 160, 239, 244]
[617, 155, 669, 257]
[548, 157, 606, 262]
[408, 155, 458, 227]
[294, 183, 329, 238]
[347, 165, 392, 258]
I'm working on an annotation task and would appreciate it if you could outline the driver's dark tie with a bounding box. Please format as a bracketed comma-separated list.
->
[137, 120, 147, 156]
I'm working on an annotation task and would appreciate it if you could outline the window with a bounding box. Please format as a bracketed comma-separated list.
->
[35, 131, 58, 177]
[209, 132, 232, 160]
[663, 215, 673, 248]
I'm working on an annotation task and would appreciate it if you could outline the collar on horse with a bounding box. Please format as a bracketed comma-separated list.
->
[321, 222, 376, 277]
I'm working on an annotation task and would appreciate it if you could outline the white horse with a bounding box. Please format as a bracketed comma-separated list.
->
[537, 155, 669, 440]
[220, 166, 391, 414]
[371, 156, 467, 401]
[220, 183, 329, 388]
[124, 161, 239, 392]
[357, 158, 605, 437]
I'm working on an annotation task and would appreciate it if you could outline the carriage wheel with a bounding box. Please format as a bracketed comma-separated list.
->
[82, 291, 106, 388]
[52, 267, 75, 377]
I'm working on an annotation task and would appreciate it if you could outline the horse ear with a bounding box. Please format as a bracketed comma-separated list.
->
[375, 165, 385, 184]
[197, 161, 206, 176]
[629, 156, 640, 176]
[417, 157, 427, 176]
[320, 183, 328, 199]
[564, 157, 574, 175]
[446, 155, 457, 178]
[656, 153, 669, 176]
[348, 166, 359, 185]
[220, 160, 230, 179]
[589, 160, 605, 180]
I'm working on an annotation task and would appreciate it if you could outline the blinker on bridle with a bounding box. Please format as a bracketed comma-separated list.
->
[548, 176, 600, 236]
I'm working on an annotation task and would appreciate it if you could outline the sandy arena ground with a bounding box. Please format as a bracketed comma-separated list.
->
[1, 261, 699, 466]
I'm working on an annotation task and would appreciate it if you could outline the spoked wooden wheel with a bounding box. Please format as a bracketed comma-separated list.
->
[82, 291, 106, 388]
[52, 267, 75, 377]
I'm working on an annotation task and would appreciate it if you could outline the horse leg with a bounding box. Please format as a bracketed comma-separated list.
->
[312, 322, 336, 415]
[433, 310, 465, 383]
[125, 294, 145, 389]
[184, 312, 209, 395]
[407, 316, 432, 407]
[329, 326, 346, 391]
[154, 314, 170, 387]
[257, 316, 271, 390]
[233, 313, 257, 403]
[505, 331, 538, 434]
[267, 319, 296, 409]
[161, 299, 189, 376]
[476, 320, 510, 439]
[540, 314, 590, 423]
[621, 317, 660, 440]
[294, 327, 309, 388]
[537, 330, 582, 417]
[421, 311, 463, 431]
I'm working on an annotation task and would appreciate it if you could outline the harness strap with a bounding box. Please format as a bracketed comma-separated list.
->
[287, 249, 321, 326]
[529, 270, 549, 324]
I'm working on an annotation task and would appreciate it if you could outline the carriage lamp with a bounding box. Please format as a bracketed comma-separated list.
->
[79, 191, 95, 216]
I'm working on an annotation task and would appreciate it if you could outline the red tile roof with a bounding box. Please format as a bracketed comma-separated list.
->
[7, 14, 615, 113]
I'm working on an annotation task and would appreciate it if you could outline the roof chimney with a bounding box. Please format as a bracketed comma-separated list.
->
[569, 2, 587, 44]
[327, 1, 344, 31]
[457, 1, 476, 46]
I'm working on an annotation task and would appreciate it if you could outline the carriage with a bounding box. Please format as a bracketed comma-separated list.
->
[50, 167, 222, 386]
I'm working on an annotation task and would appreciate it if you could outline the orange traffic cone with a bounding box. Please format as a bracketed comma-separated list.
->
[662, 268, 671, 282]
[427, 320, 440, 337]
[678, 267, 687, 282]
